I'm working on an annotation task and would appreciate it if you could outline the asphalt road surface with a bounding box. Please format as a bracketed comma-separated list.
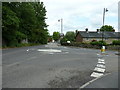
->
[2, 43, 118, 88]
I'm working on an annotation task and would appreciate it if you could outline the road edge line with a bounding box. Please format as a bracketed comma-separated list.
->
[79, 73, 111, 89]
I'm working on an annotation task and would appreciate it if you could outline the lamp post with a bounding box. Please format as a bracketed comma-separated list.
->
[101, 8, 108, 53]
[58, 18, 63, 38]
[102, 8, 108, 42]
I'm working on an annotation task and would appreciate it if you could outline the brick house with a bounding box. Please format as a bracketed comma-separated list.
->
[76, 30, 120, 44]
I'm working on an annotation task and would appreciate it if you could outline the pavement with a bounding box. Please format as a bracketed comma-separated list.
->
[2, 43, 118, 88]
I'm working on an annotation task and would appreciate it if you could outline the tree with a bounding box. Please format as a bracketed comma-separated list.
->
[2, 3, 20, 46]
[100, 25, 115, 32]
[53, 32, 60, 41]
[65, 31, 75, 42]
[2, 2, 49, 46]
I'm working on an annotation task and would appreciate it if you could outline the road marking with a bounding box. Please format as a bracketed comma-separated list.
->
[98, 59, 104, 62]
[98, 61, 105, 64]
[94, 67, 105, 73]
[63, 47, 67, 48]
[31, 49, 35, 50]
[37, 49, 61, 53]
[90, 72, 104, 78]
[5, 62, 22, 67]
[81, 73, 111, 88]
[65, 52, 69, 53]
[27, 49, 29, 51]
[5, 56, 38, 67]
[96, 64, 106, 68]
[97, 54, 100, 55]
[29, 56, 37, 59]
[49, 53, 54, 54]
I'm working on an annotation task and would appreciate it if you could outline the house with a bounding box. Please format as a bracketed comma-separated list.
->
[76, 29, 120, 44]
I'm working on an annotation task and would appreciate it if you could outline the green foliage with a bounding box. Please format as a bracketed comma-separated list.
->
[100, 25, 115, 32]
[112, 40, 120, 45]
[53, 32, 60, 41]
[60, 37, 68, 44]
[60, 31, 75, 44]
[90, 40, 107, 46]
[2, 2, 48, 47]
[65, 31, 75, 42]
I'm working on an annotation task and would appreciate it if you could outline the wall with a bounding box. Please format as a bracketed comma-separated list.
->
[82, 38, 119, 44]
[76, 33, 83, 42]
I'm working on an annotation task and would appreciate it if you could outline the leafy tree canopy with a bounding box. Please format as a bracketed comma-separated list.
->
[2, 2, 48, 47]
[65, 31, 75, 42]
[100, 25, 115, 32]
[53, 32, 60, 41]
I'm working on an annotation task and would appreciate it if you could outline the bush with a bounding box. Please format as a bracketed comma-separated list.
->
[90, 40, 107, 46]
[112, 40, 120, 45]
[60, 37, 68, 44]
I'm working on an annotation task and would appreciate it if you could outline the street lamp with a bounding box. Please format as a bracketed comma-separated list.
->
[58, 18, 63, 34]
[102, 8, 108, 42]
[101, 8, 108, 53]
[103, 8, 108, 26]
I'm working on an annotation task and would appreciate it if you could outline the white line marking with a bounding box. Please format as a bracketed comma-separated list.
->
[98, 61, 105, 64]
[5, 56, 38, 67]
[31, 49, 35, 50]
[97, 54, 100, 55]
[27, 49, 29, 51]
[6, 62, 22, 67]
[98, 59, 104, 62]
[94, 67, 105, 73]
[90, 72, 104, 78]
[37, 49, 61, 52]
[49, 53, 54, 54]
[65, 52, 69, 53]
[96, 64, 106, 68]
[63, 47, 67, 48]
[29, 56, 37, 59]
[81, 73, 111, 88]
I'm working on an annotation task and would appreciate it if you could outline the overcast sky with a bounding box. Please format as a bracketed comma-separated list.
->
[40, 0, 119, 35]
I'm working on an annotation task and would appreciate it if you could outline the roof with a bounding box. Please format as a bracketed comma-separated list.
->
[78, 31, 120, 38]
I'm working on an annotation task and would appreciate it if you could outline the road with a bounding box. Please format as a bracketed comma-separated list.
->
[2, 43, 118, 88]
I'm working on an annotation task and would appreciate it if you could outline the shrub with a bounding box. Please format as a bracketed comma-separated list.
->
[112, 40, 120, 45]
[90, 40, 107, 46]
[60, 37, 68, 44]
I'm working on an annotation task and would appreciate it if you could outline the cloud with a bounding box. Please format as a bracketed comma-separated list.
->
[41, 0, 119, 35]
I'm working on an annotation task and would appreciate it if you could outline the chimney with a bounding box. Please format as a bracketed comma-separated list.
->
[85, 28, 88, 33]
[76, 30, 78, 34]
[97, 29, 99, 33]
